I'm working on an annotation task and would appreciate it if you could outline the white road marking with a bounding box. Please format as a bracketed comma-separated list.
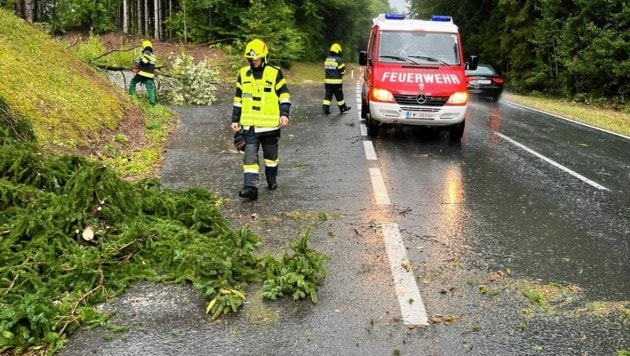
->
[355, 84, 428, 326]
[496, 132, 610, 191]
[363, 141, 377, 160]
[382, 223, 429, 326]
[369, 168, 391, 205]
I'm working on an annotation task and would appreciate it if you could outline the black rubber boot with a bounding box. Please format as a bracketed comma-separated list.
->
[238, 186, 258, 200]
[322, 105, 331, 115]
[265, 166, 278, 190]
[340, 105, 352, 113]
[267, 176, 277, 190]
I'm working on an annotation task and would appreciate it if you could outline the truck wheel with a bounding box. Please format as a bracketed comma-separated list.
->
[366, 114, 379, 137]
[361, 99, 368, 118]
[449, 122, 465, 141]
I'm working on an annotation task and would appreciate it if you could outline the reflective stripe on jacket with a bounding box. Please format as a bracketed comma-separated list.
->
[324, 54, 346, 84]
[237, 65, 289, 127]
[138, 49, 156, 78]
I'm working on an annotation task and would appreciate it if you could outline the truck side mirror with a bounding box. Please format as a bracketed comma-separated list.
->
[466, 55, 478, 70]
[359, 51, 369, 66]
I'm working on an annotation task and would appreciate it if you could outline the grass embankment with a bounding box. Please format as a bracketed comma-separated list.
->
[504, 93, 630, 137]
[0, 8, 173, 179]
[284, 62, 361, 84]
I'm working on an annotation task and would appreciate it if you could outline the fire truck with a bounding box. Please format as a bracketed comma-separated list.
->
[359, 14, 478, 141]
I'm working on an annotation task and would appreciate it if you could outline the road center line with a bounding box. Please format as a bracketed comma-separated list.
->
[363, 141, 377, 160]
[496, 132, 610, 191]
[360, 123, 367, 137]
[381, 223, 429, 326]
[356, 84, 428, 326]
[368, 168, 391, 205]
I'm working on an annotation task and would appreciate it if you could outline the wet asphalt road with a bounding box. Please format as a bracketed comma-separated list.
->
[59, 80, 629, 355]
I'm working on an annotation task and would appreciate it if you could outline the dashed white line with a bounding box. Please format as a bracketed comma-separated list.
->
[496, 132, 610, 191]
[382, 223, 429, 326]
[368, 168, 391, 205]
[363, 141, 377, 160]
[356, 84, 427, 326]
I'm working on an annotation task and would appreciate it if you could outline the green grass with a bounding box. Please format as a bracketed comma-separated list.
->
[0, 9, 175, 179]
[284, 62, 324, 83]
[0, 9, 127, 149]
[502, 93, 630, 136]
[283, 62, 361, 84]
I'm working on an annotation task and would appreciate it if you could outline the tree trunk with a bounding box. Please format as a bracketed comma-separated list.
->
[168, 0, 172, 39]
[34, 0, 42, 22]
[18, 0, 34, 22]
[144, 0, 149, 38]
[153, 0, 159, 40]
[137, 0, 142, 36]
[159, 0, 164, 40]
[123, 0, 128, 34]
[182, 0, 187, 44]
[50, 0, 57, 34]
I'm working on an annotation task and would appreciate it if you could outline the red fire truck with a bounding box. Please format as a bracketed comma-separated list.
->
[359, 14, 478, 141]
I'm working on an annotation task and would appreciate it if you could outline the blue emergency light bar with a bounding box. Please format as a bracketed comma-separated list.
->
[385, 13, 405, 20]
[431, 15, 453, 22]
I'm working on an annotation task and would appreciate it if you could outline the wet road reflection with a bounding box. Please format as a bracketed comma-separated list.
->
[368, 97, 628, 301]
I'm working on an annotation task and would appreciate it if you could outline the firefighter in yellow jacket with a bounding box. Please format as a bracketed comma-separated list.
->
[128, 40, 157, 105]
[322, 43, 351, 115]
[230, 39, 291, 201]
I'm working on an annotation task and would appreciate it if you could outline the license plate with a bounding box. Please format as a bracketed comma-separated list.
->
[478, 79, 491, 84]
[406, 111, 434, 119]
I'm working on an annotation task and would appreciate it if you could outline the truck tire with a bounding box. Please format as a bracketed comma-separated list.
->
[449, 122, 465, 141]
[361, 99, 368, 119]
[366, 114, 379, 137]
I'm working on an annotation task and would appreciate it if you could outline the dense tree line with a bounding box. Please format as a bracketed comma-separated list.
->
[410, 0, 629, 104]
[4, 0, 628, 103]
[3, 0, 390, 63]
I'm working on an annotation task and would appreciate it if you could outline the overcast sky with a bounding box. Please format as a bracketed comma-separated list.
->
[389, 0, 408, 13]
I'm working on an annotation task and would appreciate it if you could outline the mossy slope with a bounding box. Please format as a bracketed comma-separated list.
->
[0, 8, 142, 154]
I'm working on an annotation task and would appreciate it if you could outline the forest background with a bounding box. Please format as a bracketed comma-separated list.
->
[4, 0, 630, 110]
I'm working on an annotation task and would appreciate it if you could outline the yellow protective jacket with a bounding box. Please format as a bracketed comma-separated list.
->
[137, 49, 156, 79]
[233, 64, 290, 128]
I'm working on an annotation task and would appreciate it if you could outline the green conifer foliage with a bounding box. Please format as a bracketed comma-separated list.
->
[0, 101, 328, 354]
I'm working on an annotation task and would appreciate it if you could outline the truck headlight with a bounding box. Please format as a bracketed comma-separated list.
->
[446, 91, 468, 105]
[370, 88, 395, 102]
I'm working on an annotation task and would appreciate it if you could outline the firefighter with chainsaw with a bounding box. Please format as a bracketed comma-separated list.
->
[322, 43, 351, 115]
[230, 39, 291, 201]
[128, 40, 157, 105]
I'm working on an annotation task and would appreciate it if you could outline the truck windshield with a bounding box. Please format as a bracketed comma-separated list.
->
[378, 31, 460, 66]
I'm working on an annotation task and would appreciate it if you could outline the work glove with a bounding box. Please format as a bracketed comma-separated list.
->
[233, 131, 245, 151]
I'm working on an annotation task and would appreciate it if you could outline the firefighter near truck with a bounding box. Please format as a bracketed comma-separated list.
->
[359, 14, 478, 141]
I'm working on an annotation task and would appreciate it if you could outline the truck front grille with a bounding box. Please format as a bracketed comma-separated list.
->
[394, 94, 449, 107]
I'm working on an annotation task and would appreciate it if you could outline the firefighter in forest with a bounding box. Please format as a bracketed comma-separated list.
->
[128, 40, 157, 105]
[322, 43, 351, 115]
[230, 39, 291, 201]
